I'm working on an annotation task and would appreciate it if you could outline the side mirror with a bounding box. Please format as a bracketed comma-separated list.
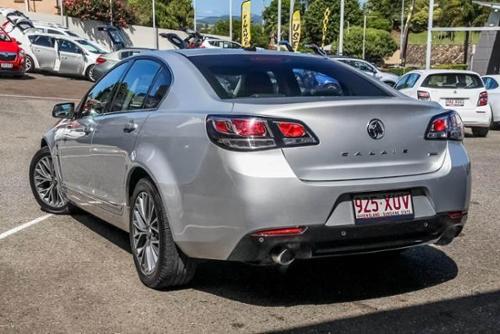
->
[52, 102, 75, 118]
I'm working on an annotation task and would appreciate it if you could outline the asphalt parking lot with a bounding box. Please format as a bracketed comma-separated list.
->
[0, 74, 499, 333]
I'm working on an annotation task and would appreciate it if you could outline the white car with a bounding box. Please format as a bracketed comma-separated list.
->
[332, 57, 400, 86]
[27, 22, 81, 38]
[23, 32, 107, 81]
[200, 38, 241, 49]
[396, 70, 492, 137]
[482, 74, 500, 129]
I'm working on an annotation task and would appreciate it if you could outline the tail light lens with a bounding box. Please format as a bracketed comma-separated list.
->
[207, 115, 318, 151]
[96, 56, 106, 64]
[425, 111, 464, 141]
[478, 91, 488, 106]
[417, 90, 431, 101]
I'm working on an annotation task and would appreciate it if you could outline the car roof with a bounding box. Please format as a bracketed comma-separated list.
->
[482, 74, 500, 79]
[406, 69, 481, 76]
[170, 48, 322, 59]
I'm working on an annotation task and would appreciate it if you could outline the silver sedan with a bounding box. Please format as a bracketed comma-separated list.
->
[29, 50, 471, 289]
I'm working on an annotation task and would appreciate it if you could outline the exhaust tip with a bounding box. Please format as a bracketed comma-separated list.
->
[271, 248, 295, 266]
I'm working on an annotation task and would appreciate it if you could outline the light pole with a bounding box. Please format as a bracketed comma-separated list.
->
[338, 0, 344, 55]
[229, 0, 233, 41]
[109, 0, 113, 25]
[425, 0, 434, 69]
[362, 14, 367, 59]
[152, 0, 158, 49]
[193, 0, 197, 31]
[60, 0, 65, 27]
[289, 0, 295, 43]
[400, 0, 405, 51]
[277, 0, 282, 47]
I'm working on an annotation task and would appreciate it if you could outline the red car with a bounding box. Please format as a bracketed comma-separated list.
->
[0, 27, 25, 77]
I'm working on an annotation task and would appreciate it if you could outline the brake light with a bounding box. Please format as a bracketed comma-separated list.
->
[251, 226, 306, 237]
[207, 115, 318, 151]
[425, 111, 464, 141]
[417, 90, 431, 101]
[478, 91, 488, 106]
[96, 56, 106, 64]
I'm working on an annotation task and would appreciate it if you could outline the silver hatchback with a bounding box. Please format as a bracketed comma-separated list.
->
[29, 50, 471, 289]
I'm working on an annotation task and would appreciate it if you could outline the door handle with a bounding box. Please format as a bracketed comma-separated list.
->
[83, 126, 94, 135]
[123, 121, 138, 133]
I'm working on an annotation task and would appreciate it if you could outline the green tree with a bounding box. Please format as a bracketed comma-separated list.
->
[262, 0, 302, 42]
[438, 0, 490, 63]
[337, 26, 397, 63]
[63, 0, 135, 27]
[209, 19, 268, 48]
[129, 0, 193, 30]
[303, 0, 362, 47]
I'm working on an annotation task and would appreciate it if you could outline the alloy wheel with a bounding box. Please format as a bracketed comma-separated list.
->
[33, 156, 66, 208]
[132, 192, 160, 275]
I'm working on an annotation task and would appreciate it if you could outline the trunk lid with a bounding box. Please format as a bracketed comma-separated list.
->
[232, 97, 447, 181]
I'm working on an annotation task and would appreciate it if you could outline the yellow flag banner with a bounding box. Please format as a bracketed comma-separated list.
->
[291, 10, 301, 51]
[322, 7, 331, 48]
[241, 0, 252, 48]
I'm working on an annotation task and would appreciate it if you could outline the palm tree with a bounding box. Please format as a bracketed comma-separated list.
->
[439, 0, 490, 64]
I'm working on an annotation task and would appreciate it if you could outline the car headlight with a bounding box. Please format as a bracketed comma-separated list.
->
[18, 49, 25, 57]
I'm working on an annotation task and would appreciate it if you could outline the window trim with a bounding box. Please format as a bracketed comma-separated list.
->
[87, 56, 173, 118]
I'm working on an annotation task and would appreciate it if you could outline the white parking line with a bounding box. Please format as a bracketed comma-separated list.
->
[0, 214, 53, 240]
[0, 93, 79, 101]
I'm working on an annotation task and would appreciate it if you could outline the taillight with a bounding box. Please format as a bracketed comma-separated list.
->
[206, 115, 318, 151]
[478, 91, 488, 106]
[96, 57, 106, 64]
[425, 111, 464, 141]
[417, 90, 431, 101]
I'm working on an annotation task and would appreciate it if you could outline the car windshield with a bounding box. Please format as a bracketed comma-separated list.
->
[189, 54, 390, 99]
[422, 73, 483, 89]
[76, 39, 106, 54]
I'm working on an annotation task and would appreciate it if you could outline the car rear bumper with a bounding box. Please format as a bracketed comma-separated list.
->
[171, 141, 471, 261]
[228, 213, 467, 263]
[458, 105, 492, 127]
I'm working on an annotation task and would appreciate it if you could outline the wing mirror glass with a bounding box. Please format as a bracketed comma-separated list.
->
[52, 102, 75, 118]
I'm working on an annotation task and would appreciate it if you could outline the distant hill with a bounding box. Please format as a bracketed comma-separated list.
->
[198, 14, 263, 25]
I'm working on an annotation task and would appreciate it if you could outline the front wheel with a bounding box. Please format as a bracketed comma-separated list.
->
[130, 178, 196, 289]
[29, 146, 71, 214]
[472, 127, 489, 137]
[24, 55, 34, 73]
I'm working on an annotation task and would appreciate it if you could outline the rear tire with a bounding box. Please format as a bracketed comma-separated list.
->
[472, 127, 489, 137]
[29, 146, 73, 214]
[129, 178, 196, 289]
[86, 64, 96, 82]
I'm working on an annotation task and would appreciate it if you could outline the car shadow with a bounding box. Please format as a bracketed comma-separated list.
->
[71, 213, 458, 307]
[268, 290, 500, 333]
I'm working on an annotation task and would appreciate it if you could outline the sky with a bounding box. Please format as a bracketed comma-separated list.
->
[196, 0, 272, 18]
[196, 0, 365, 18]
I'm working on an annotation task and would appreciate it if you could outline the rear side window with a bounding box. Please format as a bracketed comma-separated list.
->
[395, 73, 420, 90]
[144, 68, 171, 109]
[189, 54, 390, 99]
[422, 73, 483, 89]
[111, 59, 161, 112]
[483, 77, 499, 90]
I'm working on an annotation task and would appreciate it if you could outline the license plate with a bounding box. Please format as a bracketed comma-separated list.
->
[445, 98, 464, 107]
[353, 192, 413, 222]
[0, 63, 13, 69]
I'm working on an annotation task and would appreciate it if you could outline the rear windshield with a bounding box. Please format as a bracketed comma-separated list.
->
[422, 73, 483, 89]
[189, 54, 391, 99]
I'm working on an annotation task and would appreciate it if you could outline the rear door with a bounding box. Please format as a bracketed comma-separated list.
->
[57, 39, 85, 75]
[29, 35, 56, 70]
[90, 58, 171, 213]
